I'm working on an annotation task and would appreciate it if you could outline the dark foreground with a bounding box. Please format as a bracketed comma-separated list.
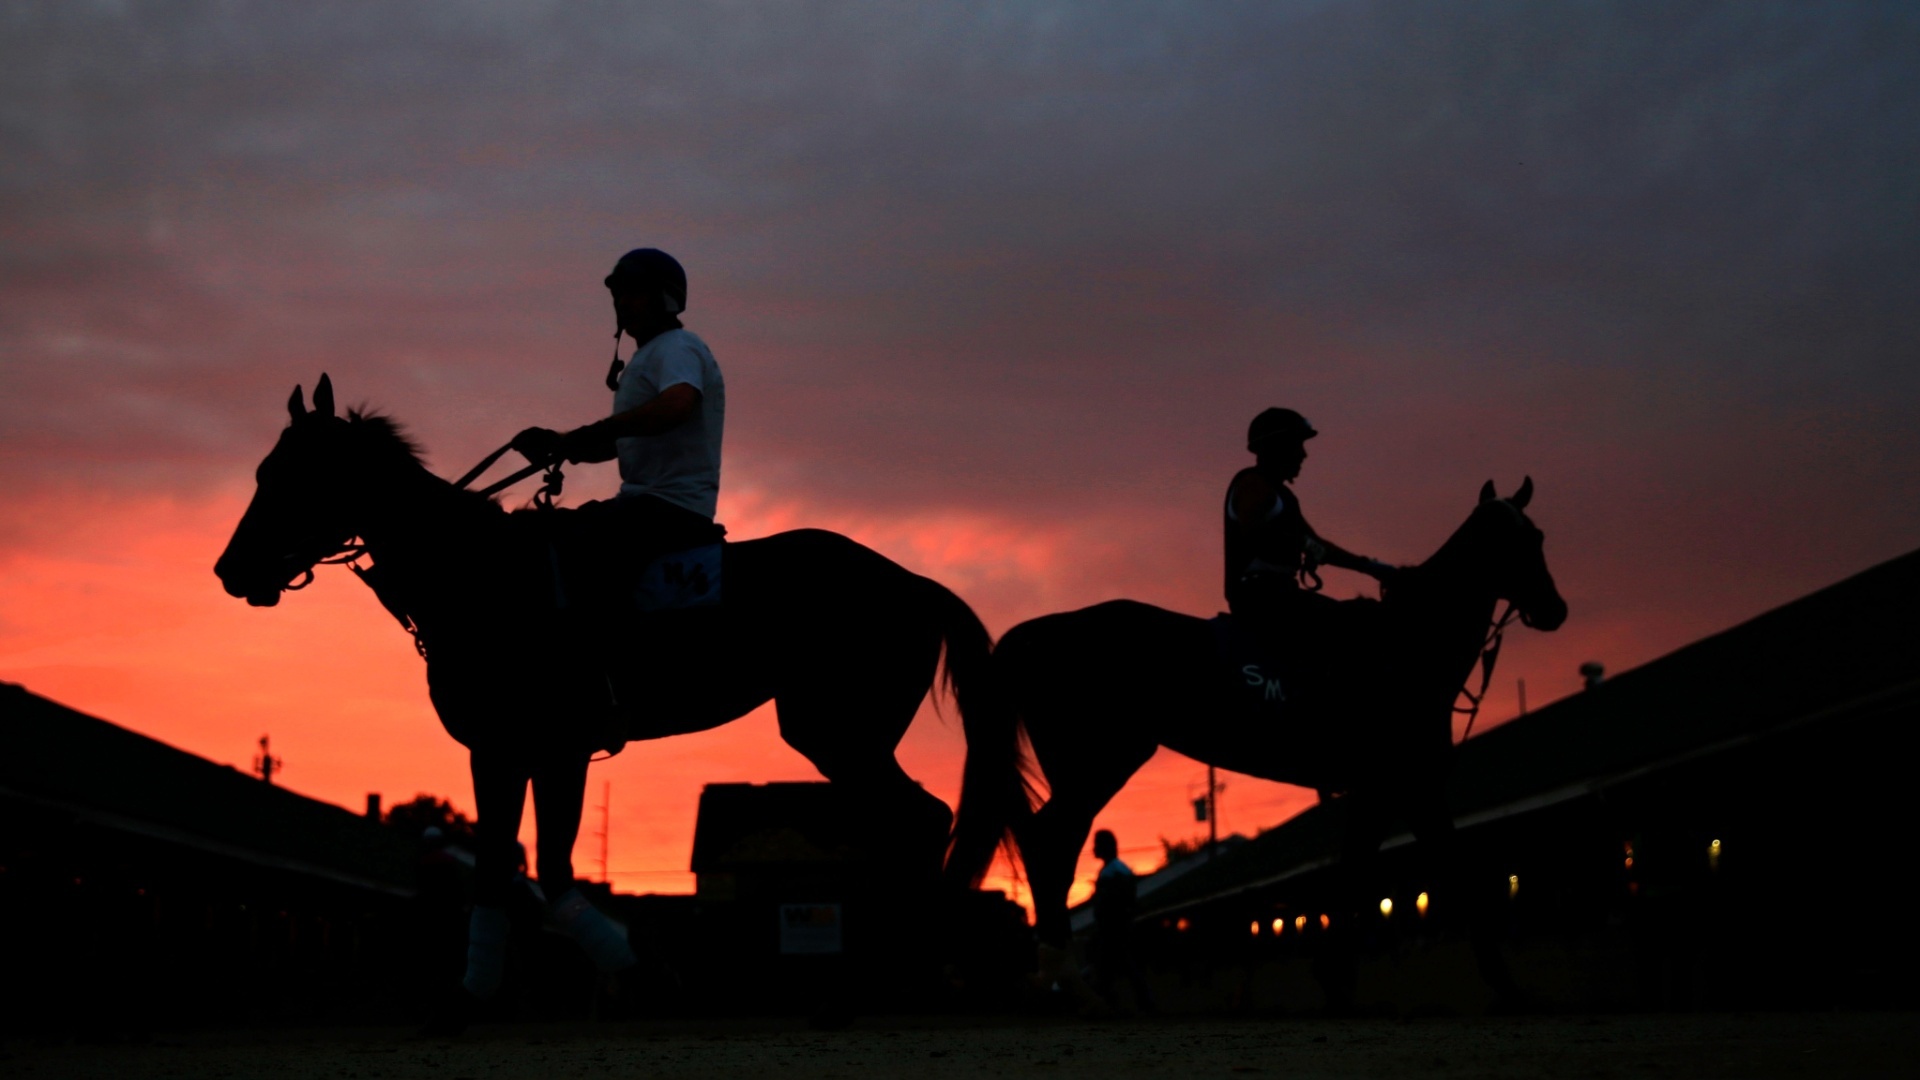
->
[7, 1012, 1915, 1079]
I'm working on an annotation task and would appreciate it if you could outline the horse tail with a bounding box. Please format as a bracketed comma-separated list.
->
[931, 582, 1037, 890]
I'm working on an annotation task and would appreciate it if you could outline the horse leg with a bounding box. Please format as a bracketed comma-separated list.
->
[1316, 790, 1392, 1014]
[465, 748, 531, 1000]
[1405, 790, 1524, 1007]
[1018, 735, 1155, 1010]
[776, 638, 954, 885]
[530, 749, 636, 974]
[783, 720, 954, 883]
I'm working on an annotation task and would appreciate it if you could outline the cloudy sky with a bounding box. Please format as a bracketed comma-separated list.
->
[3, 1, 1916, 901]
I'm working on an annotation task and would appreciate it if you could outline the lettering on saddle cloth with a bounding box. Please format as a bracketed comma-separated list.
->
[635, 544, 723, 611]
[1210, 613, 1290, 716]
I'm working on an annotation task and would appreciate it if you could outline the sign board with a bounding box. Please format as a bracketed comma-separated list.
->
[778, 902, 843, 955]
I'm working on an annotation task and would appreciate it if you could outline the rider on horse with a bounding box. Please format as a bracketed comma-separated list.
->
[1225, 407, 1396, 637]
[510, 247, 727, 561]
[463, 248, 729, 1005]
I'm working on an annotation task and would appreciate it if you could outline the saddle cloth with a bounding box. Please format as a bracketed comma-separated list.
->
[545, 540, 724, 613]
[1209, 613, 1293, 719]
[1208, 597, 1381, 721]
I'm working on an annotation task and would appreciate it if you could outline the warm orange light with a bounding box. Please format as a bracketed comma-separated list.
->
[1249, 920, 1260, 936]
[1271, 918, 1285, 935]
[1624, 856, 1634, 869]
[1416, 891, 1430, 917]
[1319, 914, 1331, 930]
[1508, 874, 1520, 899]
[1379, 897, 1393, 917]
[1176, 917, 1190, 932]
[1708, 838, 1722, 870]
[1294, 915, 1307, 932]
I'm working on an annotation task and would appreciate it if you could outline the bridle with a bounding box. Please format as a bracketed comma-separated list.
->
[1449, 498, 1546, 741]
[268, 439, 563, 603]
[1452, 601, 1520, 742]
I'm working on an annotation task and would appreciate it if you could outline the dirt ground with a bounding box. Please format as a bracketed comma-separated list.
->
[5, 1012, 1915, 1079]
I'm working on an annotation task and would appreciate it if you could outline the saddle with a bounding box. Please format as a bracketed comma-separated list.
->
[555, 540, 725, 613]
[522, 499, 727, 615]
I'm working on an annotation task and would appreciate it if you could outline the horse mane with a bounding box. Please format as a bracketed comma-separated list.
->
[345, 409, 506, 516]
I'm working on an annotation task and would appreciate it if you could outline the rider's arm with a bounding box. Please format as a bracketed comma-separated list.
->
[514, 382, 702, 463]
[547, 383, 702, 464]
[1306, 525, 1396, 580]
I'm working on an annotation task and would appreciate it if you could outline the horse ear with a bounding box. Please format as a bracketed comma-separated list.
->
[1479, 479, 1496, 505]
[288, 384, 306, 421]
[1513, 475, 1534, 510]
[313, 373, 336, 419]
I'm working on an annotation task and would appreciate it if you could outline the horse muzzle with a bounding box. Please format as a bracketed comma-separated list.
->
[215, 559, 299, 607]
[1520, 595, 1568, 632]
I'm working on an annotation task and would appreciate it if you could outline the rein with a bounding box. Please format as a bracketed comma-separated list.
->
[1452, 601, 1520, 742]
[454, 440, 567, 508]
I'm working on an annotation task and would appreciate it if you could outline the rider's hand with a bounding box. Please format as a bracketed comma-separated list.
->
[511, 426, 564, 465]
[557, 421, 618, 464]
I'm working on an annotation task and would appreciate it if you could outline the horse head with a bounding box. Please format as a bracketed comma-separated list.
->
[1466, 476, 1567, 631]
[214, 374, 382, 606]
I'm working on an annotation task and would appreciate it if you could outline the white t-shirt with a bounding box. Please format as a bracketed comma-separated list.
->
[612, 328, 724, 518]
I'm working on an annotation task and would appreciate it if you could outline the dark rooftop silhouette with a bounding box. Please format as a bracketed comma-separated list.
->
[0, 682, 413, 894]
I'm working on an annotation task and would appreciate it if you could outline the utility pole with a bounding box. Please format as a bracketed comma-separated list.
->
[1518, 678, 1528, 716]
[1207, 764, 1218, 860]
[598, 781, 611, 884]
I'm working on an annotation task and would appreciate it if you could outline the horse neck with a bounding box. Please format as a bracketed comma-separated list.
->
[1403, 518, 1503, 683]
[351, 460, 497, 587]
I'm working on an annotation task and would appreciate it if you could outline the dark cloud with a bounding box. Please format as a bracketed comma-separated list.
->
[3, 1, 1918, 687]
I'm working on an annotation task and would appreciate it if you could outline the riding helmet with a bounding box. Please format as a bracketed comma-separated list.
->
[605, 248, 687, 315]
[1247, 407, 1317, 451]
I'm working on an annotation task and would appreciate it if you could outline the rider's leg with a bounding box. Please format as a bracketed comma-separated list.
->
[466, 748, 530, 999]
[531, 750, 637, 973]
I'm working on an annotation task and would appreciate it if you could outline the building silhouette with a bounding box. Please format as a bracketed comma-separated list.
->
[0, 683, 419, 1030]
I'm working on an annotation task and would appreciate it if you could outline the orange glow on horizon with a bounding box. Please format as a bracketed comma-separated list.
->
[0, 485, 1332, 908]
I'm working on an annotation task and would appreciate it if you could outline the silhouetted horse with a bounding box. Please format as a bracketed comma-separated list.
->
[215, 376, 990, 995]
[946, 481, 1566, 1006]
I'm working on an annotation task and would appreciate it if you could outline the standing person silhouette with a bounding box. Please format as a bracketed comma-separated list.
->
[1088, 829, 1156, 1013]
[1224, 408, 1395, 647]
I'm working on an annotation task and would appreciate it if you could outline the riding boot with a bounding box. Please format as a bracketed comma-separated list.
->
[462, 905, 511, 1000]
[552, 888, 639, 973]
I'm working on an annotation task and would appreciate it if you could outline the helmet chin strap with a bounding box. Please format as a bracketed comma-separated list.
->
[605, 322, 625, 391]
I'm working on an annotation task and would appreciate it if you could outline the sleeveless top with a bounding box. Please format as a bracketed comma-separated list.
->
[1224, 466, 1311, 603]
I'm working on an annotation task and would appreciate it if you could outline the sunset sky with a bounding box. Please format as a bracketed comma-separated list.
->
[3, 3, 1917, 905]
